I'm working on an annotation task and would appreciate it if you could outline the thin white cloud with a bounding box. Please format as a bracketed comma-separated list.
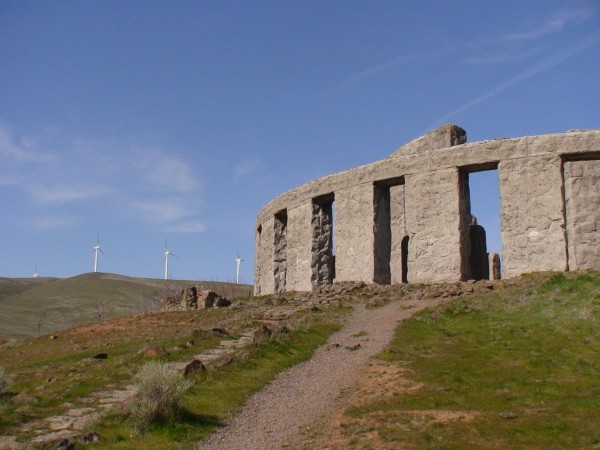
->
[322, 48, 443, 98]
[0, 123, 39, 163]
[505, 7, 595, 42]
[324, 6, 596, 98]
[234, 158, 262, 179]
[162, 220, 206, 233]
[134, 199, 197, 224]
[465, 48, 542, 65]
[29, 184, 112, 204]
[0, 125, 206, 232]
[33, 214, 80, 230]
[432, 31, 600, 125]
[130, 147, 198, 193]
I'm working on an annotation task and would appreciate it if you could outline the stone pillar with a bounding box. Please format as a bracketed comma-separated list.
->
[311, 194, 335, 288]
[563, 159, 600, 270]
[489, 252, 501, 280]
[469, 216, 489, 280]
[273, 211, 288, 293]
[405, 168, 463, 283]
[499, 156, 567, 277]
[286, 202, 313, 292]
[254, 217, 275, 296]
[335, 184, 375, 283]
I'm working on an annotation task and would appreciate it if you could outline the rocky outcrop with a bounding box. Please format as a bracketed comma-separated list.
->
[161, 287, 230, 311]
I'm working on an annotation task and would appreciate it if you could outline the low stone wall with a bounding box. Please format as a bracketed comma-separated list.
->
[255, 125, 600, 295]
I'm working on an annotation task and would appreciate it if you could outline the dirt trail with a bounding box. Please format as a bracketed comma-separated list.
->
[198, 297, 448, 450]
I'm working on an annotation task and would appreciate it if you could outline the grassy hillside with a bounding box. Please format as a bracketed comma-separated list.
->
[319, 271, 600, 449]
[0, 273, 252, 340]
[0, 277, 58, 301]
[1, 272, 599, 449]
[0, 290, 346, 448]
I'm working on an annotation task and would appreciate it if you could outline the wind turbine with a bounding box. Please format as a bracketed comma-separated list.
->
[32, 264, 39, 278]
[235, 251, 244, 284]
[163, 240, 177, 280]
[92, 235, 104, 273]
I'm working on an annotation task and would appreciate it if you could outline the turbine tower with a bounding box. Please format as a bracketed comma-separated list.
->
[92, 235, 104, 273]
[235, 251, 244, 284]
[163, 241, 177, 280]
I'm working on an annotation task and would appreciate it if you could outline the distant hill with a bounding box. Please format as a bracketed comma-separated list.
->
[0, 272, 252, 340]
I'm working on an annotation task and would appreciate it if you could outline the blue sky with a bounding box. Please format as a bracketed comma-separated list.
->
[0, 1, 598, 282]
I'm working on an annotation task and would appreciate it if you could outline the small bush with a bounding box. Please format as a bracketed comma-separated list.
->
[129, 361, 192, 431]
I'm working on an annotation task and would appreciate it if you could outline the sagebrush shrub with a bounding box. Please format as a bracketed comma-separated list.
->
[129, 360, 192, 430]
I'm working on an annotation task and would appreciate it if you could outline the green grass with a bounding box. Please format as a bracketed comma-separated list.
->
[0, 292, 347, 447]
[346, 272, 600, 449]
[82, 323, 339, 449]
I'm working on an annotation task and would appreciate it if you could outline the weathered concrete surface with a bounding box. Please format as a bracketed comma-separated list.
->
[564, 159, 600, 270]
[254, 217, 274, 296]
[389, 124, 467, 158]
[286, 203, 313, 292]
[335, 184, 375, 284]
[405, 168, 463, 283]
[255, 126, 600, 295]
[499, 156, 567, 278]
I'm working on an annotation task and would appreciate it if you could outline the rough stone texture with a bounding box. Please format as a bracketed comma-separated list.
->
[286, 202, 313, 292]
[255, 127, 600, 294]
[182, 286, 198, 309]
[184, 359, 207, 376]
[161, 288, 227, 310]
[489, 252, 502, 280]
[388, 124, 467, 158]
[254, 217, 274, 296]
[311, 195, 335, 288]
[273, 210, 288, 293]
[564, 159, 600, 270]
[499, 156, 567, 277]
[335, 184, 375, 283]
[405, 168, 463, 283]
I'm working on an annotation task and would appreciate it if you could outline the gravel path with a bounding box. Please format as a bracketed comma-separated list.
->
[198, 297, 446, 449]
